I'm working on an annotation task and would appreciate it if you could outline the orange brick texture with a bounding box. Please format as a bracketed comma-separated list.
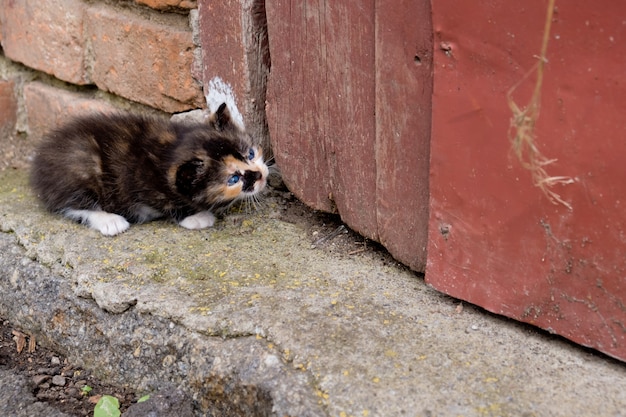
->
[23, 82, 119, 143]
[0, 0, 270, 169]
[0, 0, 203, 113]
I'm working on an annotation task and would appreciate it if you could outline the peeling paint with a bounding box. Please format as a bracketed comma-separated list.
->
[205, 76, 245, 129]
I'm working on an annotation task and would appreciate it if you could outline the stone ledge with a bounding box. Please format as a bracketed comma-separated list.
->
[1, 168, 626, 416]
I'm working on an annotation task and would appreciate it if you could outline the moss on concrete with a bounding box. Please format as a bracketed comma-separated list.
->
[2, 169, 626, 417]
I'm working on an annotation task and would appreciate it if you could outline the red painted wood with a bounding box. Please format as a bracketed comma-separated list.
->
[266, 1, 378, 238]
[321, 2, 379, 237]
[198, 0, 271, 152]
[266, 1, 432, 269]
[374, 0, 432, 270]
[265, 0, 334, 213]
[427, 0, 626, 360]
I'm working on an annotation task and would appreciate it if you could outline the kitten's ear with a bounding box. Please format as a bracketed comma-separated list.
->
[175, 159, 204, 196]
[209, 103, 237, 131]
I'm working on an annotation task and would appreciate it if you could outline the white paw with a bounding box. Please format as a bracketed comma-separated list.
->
[88, 212, 130, 236]
[64, 209, 130, 236]
[179, 211, 215, 230]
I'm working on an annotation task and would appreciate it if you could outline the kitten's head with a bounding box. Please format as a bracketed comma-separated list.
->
[171, 103, 269, 208]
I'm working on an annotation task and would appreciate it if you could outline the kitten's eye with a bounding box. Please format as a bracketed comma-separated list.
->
[247, 148, 255, 161]
[227, 174, 241, 186]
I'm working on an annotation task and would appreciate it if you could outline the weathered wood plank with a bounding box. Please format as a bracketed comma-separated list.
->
[198, 0, 270, 152]
[322, 2, 378, 239]
[374, 0, 432, 270]
[427, 0, 626, 360]
[266, 0, 432, 269]
[266, 1, 379, 241]
[266, 0, 336, 213]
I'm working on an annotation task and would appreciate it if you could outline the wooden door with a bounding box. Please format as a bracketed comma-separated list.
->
[427, 0, 626, 360]
[265, 0, 433, 271]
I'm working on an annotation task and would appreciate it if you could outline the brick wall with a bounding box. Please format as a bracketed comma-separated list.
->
[0, 0, 269, 169]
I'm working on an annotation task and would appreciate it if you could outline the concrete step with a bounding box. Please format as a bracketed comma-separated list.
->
[1, 169, 624, 416]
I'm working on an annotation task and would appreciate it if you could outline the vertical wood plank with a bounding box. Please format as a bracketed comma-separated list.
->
[374, 0, 432, 270]
[266, 0, 432, 269]
[266, 1, 379, 239]
[427, 0, 626, 360]
[198, 0, 270, 152]
[322, 2, 378, 238]
[266, 0, 335, 212]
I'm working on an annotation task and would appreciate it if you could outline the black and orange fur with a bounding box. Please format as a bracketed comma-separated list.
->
[30, 103, 268, 235]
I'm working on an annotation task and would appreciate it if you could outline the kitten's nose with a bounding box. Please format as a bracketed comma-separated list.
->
[242, 170, 262, 192]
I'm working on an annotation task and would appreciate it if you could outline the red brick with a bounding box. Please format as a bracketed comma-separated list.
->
[135, 0, 197, 10]
[0, 80, 17, 136]
[85, 4, 204, 113]
[0, 0, 89, 85]
[24, 82, 118, 143]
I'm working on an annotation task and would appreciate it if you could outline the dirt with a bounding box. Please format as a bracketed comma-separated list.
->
[270, 189, 401, 267]
[0, 318, 136, 416]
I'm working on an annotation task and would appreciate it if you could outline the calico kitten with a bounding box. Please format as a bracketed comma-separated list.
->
[30, 103, 269, 236]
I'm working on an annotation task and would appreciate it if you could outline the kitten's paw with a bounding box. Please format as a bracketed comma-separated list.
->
[89, 212, 131, 236]
[179, 211, 215, 230]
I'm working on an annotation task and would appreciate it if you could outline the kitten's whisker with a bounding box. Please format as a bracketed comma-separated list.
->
[239, 193, 264, 214]
[252, 195, 261, 211]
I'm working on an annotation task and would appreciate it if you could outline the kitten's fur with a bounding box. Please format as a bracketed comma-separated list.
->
[30, 103, 269, 236]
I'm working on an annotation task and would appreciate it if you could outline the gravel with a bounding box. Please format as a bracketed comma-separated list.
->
[0, 319, 136, 416]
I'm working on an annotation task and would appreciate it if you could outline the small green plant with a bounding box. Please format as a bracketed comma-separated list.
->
[81, 385, 93, 396]
[94, 395, 120, 417]
[137, 394, 151, 403]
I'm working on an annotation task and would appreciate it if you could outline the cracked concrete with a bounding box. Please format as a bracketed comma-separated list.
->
[1, 168, 625, 416]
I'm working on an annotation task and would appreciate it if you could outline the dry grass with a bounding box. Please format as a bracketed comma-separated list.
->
[507, 0, 574, 210]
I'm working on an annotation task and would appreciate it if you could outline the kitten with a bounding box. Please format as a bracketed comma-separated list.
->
[30, 103, 269, 236]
